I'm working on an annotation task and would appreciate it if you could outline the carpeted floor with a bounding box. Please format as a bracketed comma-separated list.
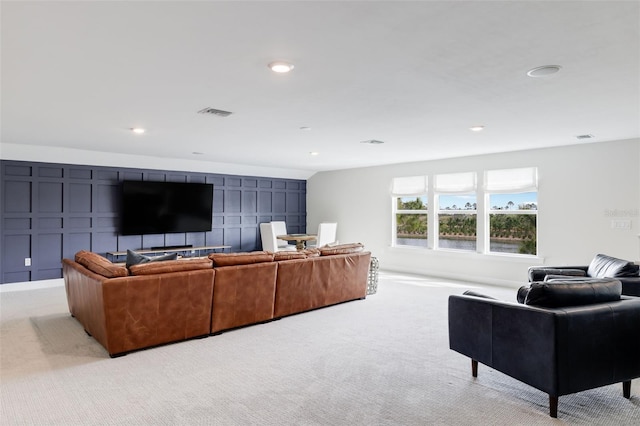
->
[1, 272, 638, 425]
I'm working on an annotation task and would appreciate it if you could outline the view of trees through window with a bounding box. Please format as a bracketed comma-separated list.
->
[438, 195, 477, 251]
[395, 197, 427, 247]
[489, 192, 537, 255]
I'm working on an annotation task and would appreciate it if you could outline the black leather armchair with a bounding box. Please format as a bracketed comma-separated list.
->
[527, 253, 640, 296]
[448, 282, 640, 418]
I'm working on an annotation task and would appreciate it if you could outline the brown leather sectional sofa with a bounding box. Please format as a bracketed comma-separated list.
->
[62, 244, 371, 357]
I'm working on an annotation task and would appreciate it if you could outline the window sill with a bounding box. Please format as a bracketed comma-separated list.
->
[389, 245, 544, 264]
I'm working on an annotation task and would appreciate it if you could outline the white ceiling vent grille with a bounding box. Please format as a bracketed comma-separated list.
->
[197, 107, 233, 117]
[360, 139, 385, 145]
[576, 134, 594, 140]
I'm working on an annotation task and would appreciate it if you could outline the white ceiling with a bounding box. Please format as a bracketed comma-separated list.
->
[2, 1, 639, 176]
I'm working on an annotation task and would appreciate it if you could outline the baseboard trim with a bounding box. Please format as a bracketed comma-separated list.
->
[0, 278, 64, 293]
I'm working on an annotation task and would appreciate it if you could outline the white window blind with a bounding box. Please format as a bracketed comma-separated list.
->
[434, 172, 476, 193]
[485, 167, 538, 192]
[391, 176, 428, 196]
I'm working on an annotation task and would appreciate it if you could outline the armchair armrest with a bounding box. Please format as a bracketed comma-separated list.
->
[618, 276, 640, 296]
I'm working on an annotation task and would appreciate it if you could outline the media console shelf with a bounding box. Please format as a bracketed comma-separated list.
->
[106, 245, 231, 263]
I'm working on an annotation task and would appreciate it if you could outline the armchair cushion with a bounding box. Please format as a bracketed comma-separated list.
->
[587, 253, 639, 278]
[520, 278, 621, 308]
[528, 267, 586, 282]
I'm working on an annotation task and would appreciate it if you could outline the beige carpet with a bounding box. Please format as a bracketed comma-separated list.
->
[1, 272, 638, 425]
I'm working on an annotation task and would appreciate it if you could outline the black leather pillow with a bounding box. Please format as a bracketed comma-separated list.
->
[517, 286, 530, 304]
[125, 249, 178, 268]
[587, 253, 639, 278]
[524, 278, 621, 308]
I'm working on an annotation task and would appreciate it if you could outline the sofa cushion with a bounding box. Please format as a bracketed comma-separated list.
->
[319, 243, 364, 256]
[208, 251, 274, 267]
[523, 278, 622, 308]
[125, 249, 178, 268]
[302, 248, 321, 258]
[273, 251, 307, 261]
[75, 250, 128, 278]
[587, 253, 639, 278]
[128, 258, 213, 275]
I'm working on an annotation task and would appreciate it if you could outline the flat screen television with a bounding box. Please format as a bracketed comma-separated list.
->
[120, 181, 213, 235]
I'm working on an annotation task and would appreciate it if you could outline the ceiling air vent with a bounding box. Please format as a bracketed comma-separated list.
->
[360, 139, 385, 145]
[576, 134, 594, 140]
[197, 107, 233, 117]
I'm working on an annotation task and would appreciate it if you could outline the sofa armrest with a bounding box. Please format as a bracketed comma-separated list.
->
[527, 266, 588, 282]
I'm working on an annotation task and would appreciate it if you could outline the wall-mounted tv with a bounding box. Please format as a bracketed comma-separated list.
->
[120, 181, 214, 235]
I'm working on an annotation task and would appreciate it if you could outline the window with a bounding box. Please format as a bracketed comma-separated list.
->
[434, 172, 477, 252]
[395, 196, 428, 247]
[485, 168, 538, 256]
[390, 167, 538, 257]
[391, 176, 428, 248]
[488, 193, 537, 254]
[437, 194, 477, 251]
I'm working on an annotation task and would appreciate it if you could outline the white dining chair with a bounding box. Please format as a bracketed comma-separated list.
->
[270, 221, 295, 250]
[260, 222, 296, 252]
[310, 222, 338, 248]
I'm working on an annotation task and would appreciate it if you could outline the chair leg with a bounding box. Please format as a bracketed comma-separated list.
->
[623, 381, 631, 399]
[549, 395, 558, 418]
[471, 359, 478, 377]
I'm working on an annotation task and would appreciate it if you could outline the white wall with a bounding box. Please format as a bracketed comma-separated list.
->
[307, 139, 640, 288]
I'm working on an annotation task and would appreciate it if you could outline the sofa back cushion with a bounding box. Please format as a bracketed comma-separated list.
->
[587, 253, 639, 278]
[273, 251, 307, 261]
[209, 251, 274, 267]
[128, 258, 213, 276]
[75, 250, 129, 278]
[319, 243, 364, 256]
[523, 278, 621, 308]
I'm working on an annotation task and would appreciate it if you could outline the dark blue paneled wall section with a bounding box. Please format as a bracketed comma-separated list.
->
[0, 160, 307, 284]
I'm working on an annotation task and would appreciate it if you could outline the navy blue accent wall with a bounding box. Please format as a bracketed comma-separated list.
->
[0, 160, 307, 284]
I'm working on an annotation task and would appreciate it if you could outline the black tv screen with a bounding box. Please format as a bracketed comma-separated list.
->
[120, 181, 213, 235]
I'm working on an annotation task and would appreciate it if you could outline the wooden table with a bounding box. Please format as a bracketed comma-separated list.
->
[277, 234, 317, 251]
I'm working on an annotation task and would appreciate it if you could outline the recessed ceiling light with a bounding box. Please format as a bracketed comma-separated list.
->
[469, 125, 485, 132]
[526, 65, 562, 77]
[131, 128, 145, 134]
[309, 152, 319, 156]
[268, 61, 294, 73]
